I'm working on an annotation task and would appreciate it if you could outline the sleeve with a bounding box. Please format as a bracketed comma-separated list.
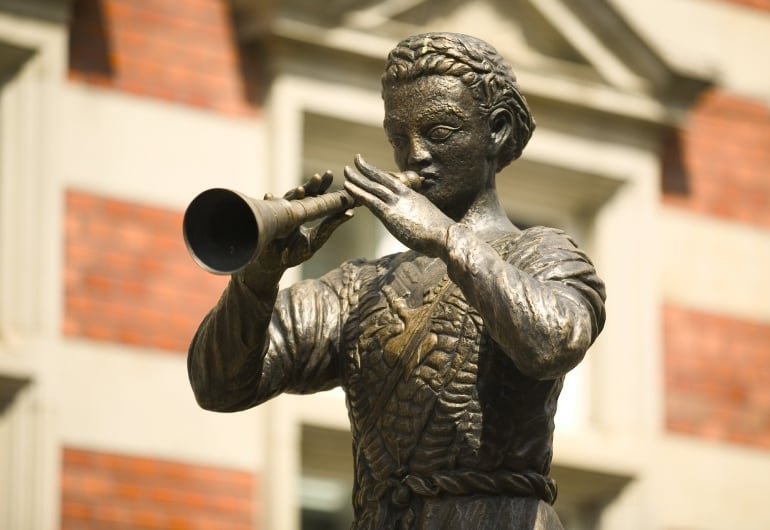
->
[444, 225, 606, 381]
[187, 267, 346, 412]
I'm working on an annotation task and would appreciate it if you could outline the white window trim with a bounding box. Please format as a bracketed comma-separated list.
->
[0, 10, 67, 530]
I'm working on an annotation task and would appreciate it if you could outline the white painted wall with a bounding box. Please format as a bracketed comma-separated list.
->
[654, 436, 770, 530]
[57, 340, 264, 471]
[660, 208, 770, 321]
[613, 0, 770, 101]
[59, 84, 268, 211]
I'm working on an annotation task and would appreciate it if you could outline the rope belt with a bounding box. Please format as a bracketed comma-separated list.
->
[368, 469, 558, 509]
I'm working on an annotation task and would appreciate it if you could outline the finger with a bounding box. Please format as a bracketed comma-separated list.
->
[344, 165, 394, 204]
[264, 192, 275, 200]
[354, 154, 405, 192]
[317, 170, 334, 194]
[343, 179, 389, 213]
[311, 209, 354, 251]
[283, 185, 305, 201]
[302, 172, 325, 197]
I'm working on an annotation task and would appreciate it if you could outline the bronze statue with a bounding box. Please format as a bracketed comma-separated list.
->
[186, 32, 606, 530]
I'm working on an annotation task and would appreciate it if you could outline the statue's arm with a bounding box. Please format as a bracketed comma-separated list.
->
[444, 225, 606, 381]
[187, 269, 343, 412]
[187, 171, 352, 412]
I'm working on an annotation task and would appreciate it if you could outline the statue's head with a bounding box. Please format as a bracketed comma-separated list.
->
[382, 32, 535, 171]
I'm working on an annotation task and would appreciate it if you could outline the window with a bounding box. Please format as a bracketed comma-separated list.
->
[300, 425, 354, 530]
[300, 112, 404, 280]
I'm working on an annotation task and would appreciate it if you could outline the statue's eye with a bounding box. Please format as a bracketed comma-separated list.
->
[389, 135, 407, 149]
[427, 125, 458, 142]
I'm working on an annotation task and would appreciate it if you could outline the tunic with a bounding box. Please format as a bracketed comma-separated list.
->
[188, 226, 606, 529]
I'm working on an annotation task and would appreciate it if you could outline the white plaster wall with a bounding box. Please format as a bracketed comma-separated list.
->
[57, 340, 264, 471]
[59, 84, 267, 211]
[660, 208, 770, 321]
[654, 436, 770, 529]
[613, 0, 770, 101]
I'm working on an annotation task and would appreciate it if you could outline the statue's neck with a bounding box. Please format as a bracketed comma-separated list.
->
[457, 187, 519, 241]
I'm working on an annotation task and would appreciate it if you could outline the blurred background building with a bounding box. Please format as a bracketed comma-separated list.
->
[0, 0, 768, 528]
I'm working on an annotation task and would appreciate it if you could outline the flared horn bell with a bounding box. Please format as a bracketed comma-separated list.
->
[182, 187, 357, 275]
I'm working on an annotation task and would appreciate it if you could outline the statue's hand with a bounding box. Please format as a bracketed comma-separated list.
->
[344, 155, 452, 259]
[243, 171, 353, 277]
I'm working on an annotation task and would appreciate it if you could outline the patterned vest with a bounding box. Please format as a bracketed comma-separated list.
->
[337, 232, 563, 528]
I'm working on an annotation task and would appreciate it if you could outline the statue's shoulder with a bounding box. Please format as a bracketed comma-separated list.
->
[505, 226, 598, 278]
[517, 225, 577, 246]
[489, 226, 573, 259]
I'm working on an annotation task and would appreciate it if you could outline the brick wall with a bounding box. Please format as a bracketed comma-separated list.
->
[664, 304, 770, 449]
[61, 447, 256, 529]
[63, 189, 228, 352]
[68, 0, 262, 115]
[662, 89, 770, 229]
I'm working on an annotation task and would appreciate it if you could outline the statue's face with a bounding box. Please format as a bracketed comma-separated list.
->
[383, 75, 496, 219]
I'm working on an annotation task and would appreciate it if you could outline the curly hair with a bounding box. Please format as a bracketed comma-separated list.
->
[382, 33, 535, 170]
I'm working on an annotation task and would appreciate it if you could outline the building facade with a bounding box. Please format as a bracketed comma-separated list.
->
[0, 0, 768, 528]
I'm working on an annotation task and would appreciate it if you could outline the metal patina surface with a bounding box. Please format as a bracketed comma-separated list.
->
[186, 33, 606, 529]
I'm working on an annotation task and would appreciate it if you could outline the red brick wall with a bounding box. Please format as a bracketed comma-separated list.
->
[62, 447, 256, 529]
[68, 0, 262, 116]
[63, 189, 228, 352]
[662, 89, 770, 229]
[664, 304, 770, 449]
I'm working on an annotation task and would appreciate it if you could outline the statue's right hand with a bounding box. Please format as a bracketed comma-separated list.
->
[241, 171, 354, 278]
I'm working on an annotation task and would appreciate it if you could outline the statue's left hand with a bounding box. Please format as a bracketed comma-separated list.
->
[344, 155, 452, 258]
[244, 170, 353, 275]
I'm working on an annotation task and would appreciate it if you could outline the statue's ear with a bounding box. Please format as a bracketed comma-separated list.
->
[488, 107, 513, 155]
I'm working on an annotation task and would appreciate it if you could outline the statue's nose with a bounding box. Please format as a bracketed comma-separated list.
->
[407, 137, 432, 168]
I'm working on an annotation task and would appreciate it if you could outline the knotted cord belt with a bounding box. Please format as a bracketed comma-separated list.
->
[366, 468, 558, 508]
